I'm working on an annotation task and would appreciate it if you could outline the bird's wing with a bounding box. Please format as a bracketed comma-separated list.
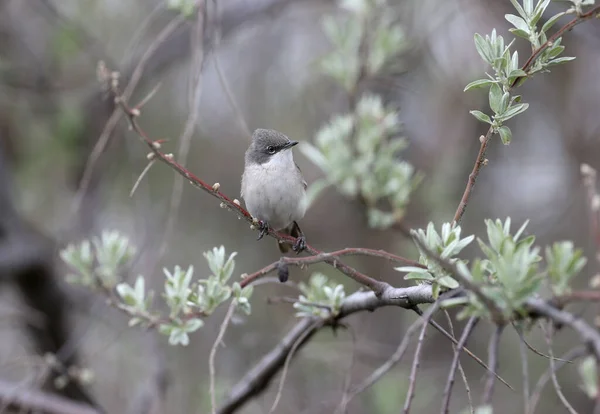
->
[295, 162, 307, 190]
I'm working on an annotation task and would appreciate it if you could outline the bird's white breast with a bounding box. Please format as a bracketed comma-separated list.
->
[241, 151, 307, 230]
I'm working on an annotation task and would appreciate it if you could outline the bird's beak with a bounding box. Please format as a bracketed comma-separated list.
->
[284, 141, 299, 150]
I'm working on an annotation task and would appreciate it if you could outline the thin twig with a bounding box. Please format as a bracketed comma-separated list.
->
[209, 301, 236, 414]
[268, 319, 323, 413]
[518, 328, 530, 414]
[443, 311, 473, 414]
[528, 346, 587, 414]
[481, 324, 504, 406]
[241, 247, 425, 287]
[211, 0, 251, 139]
[544, 323, 578, 414]
[402, 308, 431, 414]
[334, 325, 357, 414]
[513, 322, 572, 362]
[154, 3, 206, 266]
[453, 4, 600, 224]
[412, 307, 512, 391]
[440, 316, 478, 414]
[72, 14, 187, 216]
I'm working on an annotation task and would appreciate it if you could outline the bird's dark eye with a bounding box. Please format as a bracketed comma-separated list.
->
[267, 146, 276, 154]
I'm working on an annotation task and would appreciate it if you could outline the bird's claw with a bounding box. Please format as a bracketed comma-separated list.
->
[257, 221, 269, 241]
[292, 235, 306, 254]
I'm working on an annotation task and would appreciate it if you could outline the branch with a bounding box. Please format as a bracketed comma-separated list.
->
[241, 248, 425, 287]
[440, 316, 478, 414]
[452, 4, 600, 224]
[217, 285, 436, 413]
[526, 297, 600, 359]
[481, 324, 504, 406]
[0, 378, 100, 414]
[99, 65, 390, 294]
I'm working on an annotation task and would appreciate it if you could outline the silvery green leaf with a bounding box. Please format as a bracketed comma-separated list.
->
[542, 12, 566, 33]
[116, 283, 137, 307]
[498, 126, 512, 145]
[395, 266, 428, 273]
[404, 272, 434, 281]
[221, 252, 237, 283]
[578, 356, 598, 398]
[497, 103, 529, 121]
[464, 79, 495, 91]
[470, 110, 492, 124]
[531, 0, 551, 25]
[169, 329, 189, 346]
[133, 276, 146, 304]
[514, 220, 530, 241]
[523, 0, 533, 14]
[441, 297, 470, 308]
[510, 0, 527, 19]
[474, 34, 493, 64]
[547, 44, 565, 59]
[184, 318, 203, 332]
[500, 92, 511, 114]
[505, 14, 530, 33]
[437, 276, 459, 289]
[489, 83, 503, 114]
[546, 56, 576, 67]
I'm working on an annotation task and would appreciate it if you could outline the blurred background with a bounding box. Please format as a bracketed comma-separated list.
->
[1, 0, 600, 413]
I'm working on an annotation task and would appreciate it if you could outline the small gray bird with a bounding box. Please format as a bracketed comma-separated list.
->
[241, 129, 307, 253]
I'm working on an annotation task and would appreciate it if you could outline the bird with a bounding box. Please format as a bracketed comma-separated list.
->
[241, 129, 307, 253]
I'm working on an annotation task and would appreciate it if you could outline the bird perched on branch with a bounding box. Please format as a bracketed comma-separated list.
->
[241, 129, 307, 253]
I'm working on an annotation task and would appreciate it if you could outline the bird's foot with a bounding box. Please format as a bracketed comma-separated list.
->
[257, 221, 270, 241]
[292, 235, 306, 254]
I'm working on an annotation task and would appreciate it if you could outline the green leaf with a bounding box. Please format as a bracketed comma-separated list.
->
[474, 33, 493, 64]
[464, 79, 495, 91]
[470, 110, 492, 124]
[488, 83, 503, 114]
[523, 0, 533, 15]
[496, 103, 529, 121]
[404, 272, 434, 281]
[509, 28, 531, 40]
[546, 56, 576, 67]
[509, 0, 527, 19]
[542, 12, 565, 33]
[579, 356, 598, 398]
[531, 0, 551, 25]
[498, 126, 512, 145]
[505, 14, 530, 33]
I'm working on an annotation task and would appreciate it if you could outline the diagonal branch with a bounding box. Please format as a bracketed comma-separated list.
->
[452, 4, 600, 224]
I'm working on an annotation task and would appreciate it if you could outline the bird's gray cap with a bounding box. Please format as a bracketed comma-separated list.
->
[246, 129, 298, 164]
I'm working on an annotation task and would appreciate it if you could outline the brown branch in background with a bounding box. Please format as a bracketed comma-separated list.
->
[443, 311, 473, 414]
[268, 319, 324, 413]
[211, 0, 252, 140]
[481, 324, 504, 406]
[71, 14, 188, 216]
[528, 346, 587, 414]
[402, 307, 431, 414]
[210, 301, 236, 414]
[217, 285, 435, 413]
[334, 325, 357, 414]
[0, 378, 99, 414]
[513, 322, 572, 362]
[154, 2, 207, 265]
[543, 323, 578, 414]
[452, 5, 600, 224]
[440, 316, 478, 414]
[526, 297, 600, 359]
